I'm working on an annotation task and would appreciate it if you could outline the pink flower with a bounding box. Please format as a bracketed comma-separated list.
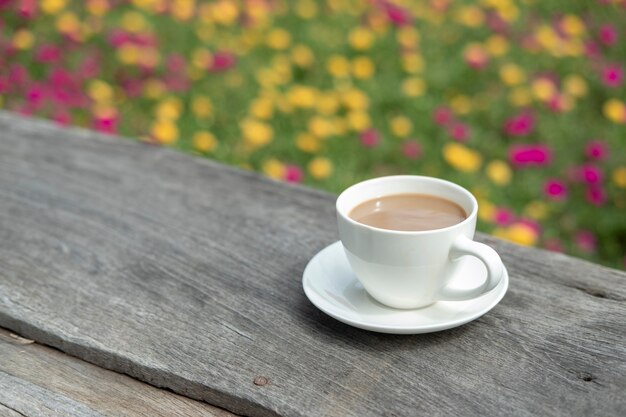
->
[584, 41, 601, 58]
[509, 144, 552, 167]
[519, 218, 541, 234]
[575, 230, 596, 253]
[0, 77, 8, 94]
[36, 44, 61, 63]
[210, 51, 236, 72]
[486, 11, 507, 33]
[53, 110, 71, 126]
[93, 115, 118, 134]
[18, 0, 36, 18]
[166, 54, 186, 72]
[26, 84, 46, 108]
[402, 140, 421, 159]
[283, 165, 303, 183]
[9, 64, 27, 85]
[359, 128, 380, 148]
[585, 187, 606, 206]
[448, 122, 470, 141]
[504, 111, 535, 136]
[108, 30, 133, 47]
[585, 140, 607, 160]
[385, 5, 412, 26]
[464, 46, 489, 70]
[601, 64, 624, 87]
[543, 179, 567, 200]
[494, 208, 514, 226]
[164, 75, 190, 93]
[544, 238, 563, 253]
[433, 107, 453, 126]
[578, 164, 603, 184]
[598, 24, 618, 46]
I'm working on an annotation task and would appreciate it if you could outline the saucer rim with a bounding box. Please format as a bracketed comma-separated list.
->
[302, 241, 509, 334]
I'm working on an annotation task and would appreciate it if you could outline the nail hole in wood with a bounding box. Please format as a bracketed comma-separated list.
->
[577, 371, 596, 382]
[254, 376, 268, 386]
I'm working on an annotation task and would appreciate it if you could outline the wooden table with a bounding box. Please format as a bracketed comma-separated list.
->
[0, 112, 624, 417]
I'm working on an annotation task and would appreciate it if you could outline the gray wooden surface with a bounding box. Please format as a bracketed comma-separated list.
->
[0, 112, 625, 417]
[0, 328, 235, 417]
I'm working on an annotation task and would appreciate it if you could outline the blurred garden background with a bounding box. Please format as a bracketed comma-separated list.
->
[1, 0, 625, 268]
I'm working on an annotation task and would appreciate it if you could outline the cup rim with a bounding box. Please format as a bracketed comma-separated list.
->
[336, 175, 478, 236]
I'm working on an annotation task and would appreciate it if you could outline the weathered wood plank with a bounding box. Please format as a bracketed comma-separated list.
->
[0, 328, 235, 417]
[0, 112, 624, 417]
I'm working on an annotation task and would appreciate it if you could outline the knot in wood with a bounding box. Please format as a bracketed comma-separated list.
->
[253, 376, 268, 386]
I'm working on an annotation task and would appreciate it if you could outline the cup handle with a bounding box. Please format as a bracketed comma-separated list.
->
[436, 235, 504, 301]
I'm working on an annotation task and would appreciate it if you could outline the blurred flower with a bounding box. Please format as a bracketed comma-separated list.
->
[524, 201, 548, 220]
[531, 78, 557, 102]
[308, 157, 333, 180]
[262, 158, 285, 180]
[316, 92, 340, 115]
[346, 111, 371, 131]
[563, 75, 588, 97]
[560, 14, 586, 37]
[509, 144, 552, 167]
[455, 5, 484, 28]
[288, 85, 317, 108]
[578, 164, 603, 184]
[359, 128, 380, 148]
[151, 119, 178, 144]
[36, 44, 61, 63]
[585, 140, 607, 160]
[12, 29, 35, 50]
[241, 118, 274, 148]
[348, 27, 374, 50]
[508, 87, 532, 107]
[543, 179, 567, 200]
[402, 140, 421, 159]
[191, 96, 214, 119]
[396, 27, 420, 48]
[296, 132, 321, 153]
[433, 106, 453, 125]
[283, 165, 303, 183]
[291, 44, 314, 68]
[351, 56, 375, 79]
[544, 238, 563, 253]
[493, 222, 538, 246]
[448, 122, 470, 141]
[389, 115, 412, 137]
[402, 77, 426, 97]
[504, 111, 534, 136]
[486, 160, 512, 186]
[210, 51, 236, 72]
[385, 4, 412, 26]
[612, 167, 626, 188]
[266, 28, 291, 50]
[308, 116, 335, 138]
[485, 35, 509, 56]
[463, 43, 489, 69]
[41, 0, 67, 15]
[192, 131, 217, 153]
[586, 186, 606, 206]
[494, 207, 514, 226]
[602, 99, 626, 123]
[601, 64, 624, 88]
[443, 143, 482, 172]
[499, 63, 525, 86]
[327, 55, 350, 78]
[401, 53, 424, 74]
[575, 231, 597, 253]
[598, 24, 618, 46]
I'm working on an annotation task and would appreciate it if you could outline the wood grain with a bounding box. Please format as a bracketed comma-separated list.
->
[0, 328, 235, 417]
[0, 112, 624, 417]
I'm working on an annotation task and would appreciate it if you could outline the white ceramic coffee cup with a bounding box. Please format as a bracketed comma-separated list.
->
[336, 175, 504, 309]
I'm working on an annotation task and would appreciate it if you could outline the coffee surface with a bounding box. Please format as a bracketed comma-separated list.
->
[349, 193, 466, 231]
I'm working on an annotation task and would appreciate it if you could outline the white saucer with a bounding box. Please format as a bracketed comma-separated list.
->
[302, 241, 509, 334]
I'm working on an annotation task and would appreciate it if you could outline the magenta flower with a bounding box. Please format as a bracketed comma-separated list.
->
[402, 140, 421, 159]
[578, 164, 603, 184]
[359, 128, 380, 148]
[9, 64, 27, 85]
[585, 140, 607, 160]
[448, 122, 470, 141]
[53, 110, 71, 126]
[586, 187, 606, 206]
[26, 84, 46, 108]
[166, 54, 186, 73]
[385, 4, 412, 26]
[433, 106, 453, 126]
[601, 64, 624, 87]
[494, 208, 514, 226]
[210, 51, 236, 72]
[93, 115, 118, 134]
[284, 165, 303, 183]
[544, 238, 563, 253]
[598, 24, 618, 46]
[504, 111, 535, 136]
[509, 144, 552, 167]
[544, 179, 567, 200]
[575, 230, 596, 253]
[519, 218, 541, 234]
[36, 44, 61, 63]
[18, 0, 36, 18]
[108, 30, 133, 47]
[0, 77, 8, 94]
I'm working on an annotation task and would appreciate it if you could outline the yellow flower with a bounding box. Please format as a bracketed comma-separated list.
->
[143, 79, 166, 99]
[524, 201, 548, 220]
[389, 116, 412, 137]
[485, 35, 509, 56]
[613, 167, 626, 188]
[295, 0, 318, 19]
[308, 116, 334, 138]
[443, 143, 482, 173]
[396, 26, 420, 48]
[450, 95, 472, 115]
[262, 158, 285, 180]
[308, 157, 333, 180]
[192, 131, 217, 153]
[121, 11, 147, 33]
[249, 97, 274, 119]
[56, 11, 80, 35]
[132, 0, 158, 10]
[402, 53, 424, 74]
[138, 47, 160, 68]
[493, 223, 537, 246]
[212, 0, 239, 25]
[603, 99, 626, 123]
[456, 5, 484, 27]
[402, 78, 426, 97]
[156, 98, 183, 120]
[296, 132, 321, 153]
[331, 117, 348, 136]
[316, 92, 340, 115]
[561, 14, 585, 37]
[41, 0, 67, 14]
[535, 25, 558, 50]
[563, 75, 588, 98]
[117, 44, 140, 65]
[532, 78, 557, 102]
[191, 96, 213, 119]
[327, 54, 350, 78]
[87, 80, 114, 103]
[351, 56, 375, 79]
[287, 85, 317, 108]
[12, 29, 35, 50]
[346, 111, 371, 131]
[87, 0, 110, 16]
[342, 88, 369, 110]
[291, 44, 314, 68]
[241, 119, 274, 148]
[486, 160, 512, 186]
[266, 28, 291, 50]
[477, 199, 496, 222]
[151, 120, 178, 145]
[563, 39, 583, 57]
[191, 48, 213, 69]
[508, 87, 532, 107]
[499, 63, 525, 86]
[171, 0, 194, 21]
[348, 27, 374, 50]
